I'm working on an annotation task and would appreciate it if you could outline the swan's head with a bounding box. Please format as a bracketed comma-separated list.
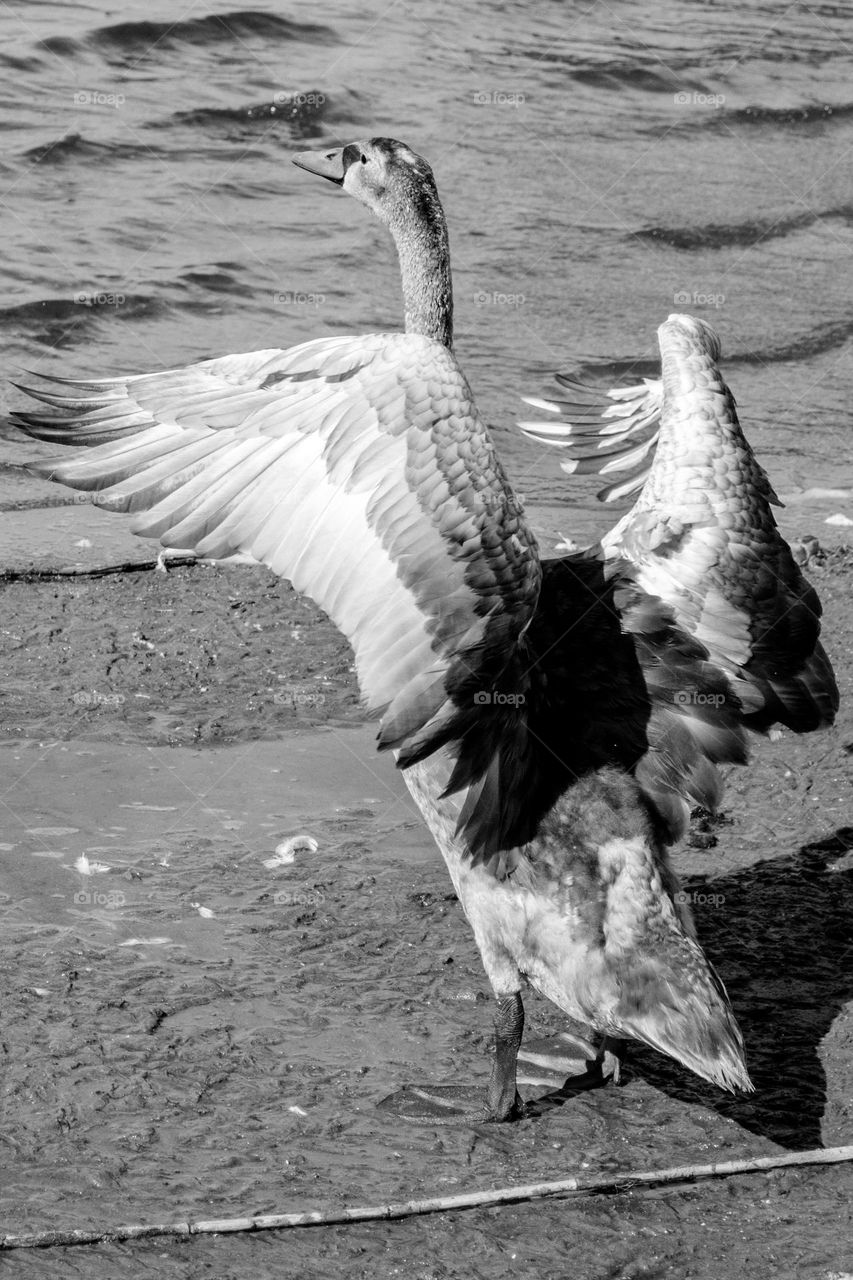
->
[293, 137, 443, 232]
[293, 137, 453, 347]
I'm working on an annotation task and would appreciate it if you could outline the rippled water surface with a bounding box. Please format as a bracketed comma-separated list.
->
[1, 0, 852, 550]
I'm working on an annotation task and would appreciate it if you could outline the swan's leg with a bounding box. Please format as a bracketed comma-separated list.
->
[600, 1036, 625, 1084]
[377, 992, 526, 1124]
[485, 991, 526, 1119]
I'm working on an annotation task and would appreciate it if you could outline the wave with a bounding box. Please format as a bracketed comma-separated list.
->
[649, 99, 853, 140]
[0, 295, 164, 348]
[0, 52, 45, 73]
[41, 11, 337, 59]
[172, 97, 326, 126]
[635, 204, 853, 251]
[24, 94, 363, 170]
[166, 91, 342, 139]
[720, 101, 853, 127]
[635, 212, 815, 251]
[570, 65, 688, 93]
[176, 266, 251, 297]
[1, 275, 266, 346]
[572, 318, 853, 381]
[735, 319, 853, 364]
[23, 134, 159, 165]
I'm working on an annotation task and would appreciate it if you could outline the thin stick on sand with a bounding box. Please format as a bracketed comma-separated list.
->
[3, 1144, 852, 1250]
[0, 555, 198, 581]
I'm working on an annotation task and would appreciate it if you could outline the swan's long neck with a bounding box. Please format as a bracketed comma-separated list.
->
[387, 191, 453, 349]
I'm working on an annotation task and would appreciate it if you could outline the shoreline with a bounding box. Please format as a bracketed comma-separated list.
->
[1, 542, 849, 747]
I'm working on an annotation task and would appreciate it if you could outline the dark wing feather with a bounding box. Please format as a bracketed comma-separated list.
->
[504, 553, 751, 849]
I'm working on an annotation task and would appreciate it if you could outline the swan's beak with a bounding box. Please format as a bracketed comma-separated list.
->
[292, 147, 345, 185]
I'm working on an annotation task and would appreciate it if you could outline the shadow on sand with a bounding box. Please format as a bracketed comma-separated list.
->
[632, 826, 852, 1149]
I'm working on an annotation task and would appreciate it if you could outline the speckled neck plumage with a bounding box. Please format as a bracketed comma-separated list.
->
[388, 189, 453, 350]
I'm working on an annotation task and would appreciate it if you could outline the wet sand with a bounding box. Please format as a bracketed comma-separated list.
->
[1, 552, 852, 1279]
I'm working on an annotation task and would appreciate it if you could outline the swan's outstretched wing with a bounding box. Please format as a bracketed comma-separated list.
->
[522, 313, 839, 736]
[13, 333, 544, 857]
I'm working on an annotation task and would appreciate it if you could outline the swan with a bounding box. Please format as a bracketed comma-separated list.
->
[11, 138, 838, 1124]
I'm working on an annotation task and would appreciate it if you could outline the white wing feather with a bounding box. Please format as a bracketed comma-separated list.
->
[16, 332, 541, 739]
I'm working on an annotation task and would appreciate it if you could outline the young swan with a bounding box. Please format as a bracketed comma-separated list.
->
[13, 138, 836, 1123]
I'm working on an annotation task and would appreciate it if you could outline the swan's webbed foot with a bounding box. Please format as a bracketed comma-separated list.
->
[378, 993, 526, 1125]
[517, 1029, 625, 1094]
[377, 1082, 525, 1124]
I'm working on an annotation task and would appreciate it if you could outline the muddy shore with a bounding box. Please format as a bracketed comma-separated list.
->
[1, 548, 851, 1279]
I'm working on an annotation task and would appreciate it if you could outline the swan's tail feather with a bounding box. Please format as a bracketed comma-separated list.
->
[537, 787, 754, 1095]
[613, 945, 753, 1093]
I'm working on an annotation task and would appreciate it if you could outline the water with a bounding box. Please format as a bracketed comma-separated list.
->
[1, 0, 853, 557]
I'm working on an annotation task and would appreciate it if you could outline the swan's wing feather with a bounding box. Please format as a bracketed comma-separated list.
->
[613, 571, 748, 841]
[512, 553, 748, 848]
[519, 377, 663, 501]
[13, 333, 543, 860]
[522, 315, 838, 737]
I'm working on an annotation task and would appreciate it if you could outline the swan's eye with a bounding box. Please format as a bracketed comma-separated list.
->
[360, 154, 367, 164]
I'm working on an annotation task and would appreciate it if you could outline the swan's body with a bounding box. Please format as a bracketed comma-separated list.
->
[12, 138, 838, 1122]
